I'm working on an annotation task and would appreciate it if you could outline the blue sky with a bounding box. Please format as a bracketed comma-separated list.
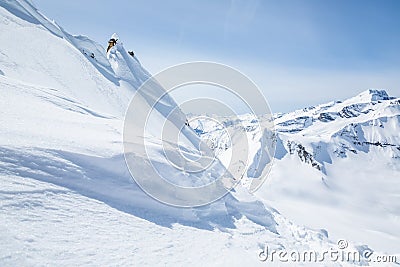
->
[33, 0, 400, 113]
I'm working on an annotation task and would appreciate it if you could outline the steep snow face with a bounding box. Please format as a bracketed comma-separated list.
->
[191, 89, 400, 254]
[0, 0, 284, 261]
[0, 0, 233, 211]
[0, 0, 194, 152]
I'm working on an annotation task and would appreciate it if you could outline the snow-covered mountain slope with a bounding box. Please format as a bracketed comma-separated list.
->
[0, 1, 376, 266]
[191, 89, 400, 255]
[0, 0, 259, 221]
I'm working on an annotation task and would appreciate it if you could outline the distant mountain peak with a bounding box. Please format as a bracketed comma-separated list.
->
[355, 89, 392, 102]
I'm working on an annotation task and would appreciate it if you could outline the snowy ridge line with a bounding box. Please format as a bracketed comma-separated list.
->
[194, 90, 400, 175]
[275, 90, 399, 131]
[1, 0, 129, 84]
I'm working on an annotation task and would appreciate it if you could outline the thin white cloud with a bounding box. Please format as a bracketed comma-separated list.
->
[224, 0, 260, 38]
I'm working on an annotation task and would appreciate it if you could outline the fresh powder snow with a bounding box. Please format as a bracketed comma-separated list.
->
[0, 0, 399, 266]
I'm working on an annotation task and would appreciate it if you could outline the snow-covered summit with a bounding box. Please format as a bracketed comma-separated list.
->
[272, 88, 399, 134]
[354, 89, 393, 102]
